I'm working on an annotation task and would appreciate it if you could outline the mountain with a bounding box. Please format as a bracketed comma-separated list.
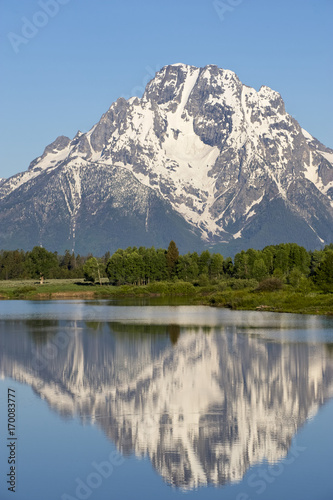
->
[2, 319, 333, 489]
[1, 63, 332, 254]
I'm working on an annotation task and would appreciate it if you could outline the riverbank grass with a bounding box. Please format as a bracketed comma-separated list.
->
[0, 279, 332, 315]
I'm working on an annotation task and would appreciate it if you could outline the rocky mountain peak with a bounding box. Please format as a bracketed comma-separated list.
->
[0, 63, 332, 254]
[28, 135, 71, 171]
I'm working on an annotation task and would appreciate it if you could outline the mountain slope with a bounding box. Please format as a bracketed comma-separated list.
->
[0, 161, 202, 254]
[1, 64, 332, 253]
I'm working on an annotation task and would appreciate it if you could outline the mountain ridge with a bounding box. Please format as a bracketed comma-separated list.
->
[0, 63, 332, 254]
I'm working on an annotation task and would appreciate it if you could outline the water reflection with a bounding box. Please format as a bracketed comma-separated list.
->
[1, 313, 333, 490]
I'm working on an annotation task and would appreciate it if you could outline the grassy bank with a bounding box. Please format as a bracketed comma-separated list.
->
[0, 279, 332, 315]
[198, 288, 333, 315]
[0, 279, 197, 300]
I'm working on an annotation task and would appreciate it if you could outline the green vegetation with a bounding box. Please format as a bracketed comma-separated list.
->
[83, 257, 106, 284]
[1, 242, 333, 315]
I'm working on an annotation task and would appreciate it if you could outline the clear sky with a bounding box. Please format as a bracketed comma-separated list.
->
[1, 0, 332, 179]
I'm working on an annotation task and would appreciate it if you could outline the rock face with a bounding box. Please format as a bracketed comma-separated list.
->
[0, 63, 332, 254]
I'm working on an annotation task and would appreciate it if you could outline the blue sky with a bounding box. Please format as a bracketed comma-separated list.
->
[1, 0, 332, 179]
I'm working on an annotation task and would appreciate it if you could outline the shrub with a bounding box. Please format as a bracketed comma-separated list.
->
[168, 282, 196, 295]
[288, 268, 303, 288]
[11, 286, 37, 297]
[146, 281, 196, 295]
[198, 274, 210, 287]
[217, 281, 228, 291]
[146, 282, 169, 294]
[296, 276, 313, 294]
[228, 279, 259, 290]
[255, 277, 283, 292]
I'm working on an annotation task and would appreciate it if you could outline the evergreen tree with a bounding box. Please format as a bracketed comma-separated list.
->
[314, 251, 333, 292]
[310, 250, 324, 276]
[166, 241, 179, 278]
[0, 250, 26, 280]
[223, 256, 234, 276]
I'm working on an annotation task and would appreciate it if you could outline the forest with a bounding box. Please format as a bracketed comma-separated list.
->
[0, 241, 333, 293]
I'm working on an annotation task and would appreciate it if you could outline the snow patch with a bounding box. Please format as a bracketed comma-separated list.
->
[233, 230, 242, 239]
[244, 194, 264, 218]
[0, 146, 71, 200]
[319, 151, 333, 165]
[302, 128, 314, 141]
[170, 63, 188, 67]
[303, 151, 318, 184]
[307, 223, 324, 244]
[303, 151, 329, 195]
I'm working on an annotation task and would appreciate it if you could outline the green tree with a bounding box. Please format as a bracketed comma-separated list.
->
[272, 268, 285, 281]
[288, 268, 303, 288]
[198, 250, 211, 276]
[166, 241, 179, 278]
[0, 250, 26, 279]
[177, 253, 199, 281]
[262, 247, 274, 275]
[124, 251, 144, 285]
[83, 257, 104, 284]
[314, 251, 333, 292]
[234, 251, 249, 279]
[252, 258, 267, 281]
[141, 247, 167, 283]
[209, 253, 224, 280]
[223, 256, 234, 276]
[153, 249, 168, 281]
[274, 245, 290, 275]
[106, 250, 126, 285]
[288, 243, 310, 274]
[25, 246, 59, 279]
[246, 248, 260, 276]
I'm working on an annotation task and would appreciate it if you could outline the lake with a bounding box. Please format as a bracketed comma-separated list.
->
[0, 300, 333, 500]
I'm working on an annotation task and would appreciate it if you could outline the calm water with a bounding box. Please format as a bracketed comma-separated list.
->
[1, 300, 333, 500]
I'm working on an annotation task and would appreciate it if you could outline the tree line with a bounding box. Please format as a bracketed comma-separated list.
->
[0, 247, 110, 280]
[1, 242, 333, 291]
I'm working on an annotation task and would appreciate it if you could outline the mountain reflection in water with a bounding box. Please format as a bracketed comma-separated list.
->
[1, 314, 333, 490]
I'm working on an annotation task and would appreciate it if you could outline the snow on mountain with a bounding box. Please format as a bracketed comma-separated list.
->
[0, 64, 332, 253]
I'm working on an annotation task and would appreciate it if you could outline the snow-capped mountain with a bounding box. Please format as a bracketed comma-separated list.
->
[1, 320, 333, 489]
[1, 64, 332, 254]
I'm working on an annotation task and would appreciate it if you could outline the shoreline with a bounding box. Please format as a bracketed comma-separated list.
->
[0, 280, 332, 316]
